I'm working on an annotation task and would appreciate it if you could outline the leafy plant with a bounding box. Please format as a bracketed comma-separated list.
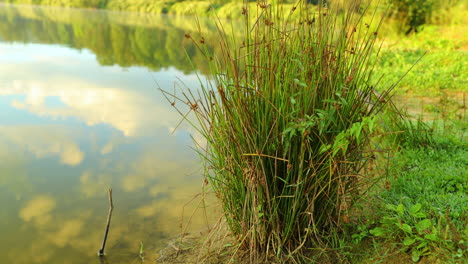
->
[370, 201, 468, 262]
[370, 203, 440, 262]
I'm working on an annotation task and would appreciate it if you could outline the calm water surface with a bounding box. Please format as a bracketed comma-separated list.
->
[0, 4, 215, 263]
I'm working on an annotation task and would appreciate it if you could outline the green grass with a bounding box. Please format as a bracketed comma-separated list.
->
[348, 115, 468, 263]
[385, 144, 467, 228]
[370, 145, 467, 262]
[371, 22, 468, 96]
[371, 31, 467, 260]
[374, 49, 467, 96]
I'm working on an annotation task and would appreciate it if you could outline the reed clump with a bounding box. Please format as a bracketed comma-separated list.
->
[168, 0, 395, 262]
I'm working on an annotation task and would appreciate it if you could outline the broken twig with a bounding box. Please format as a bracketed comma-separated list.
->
[98, 188, 114, 256]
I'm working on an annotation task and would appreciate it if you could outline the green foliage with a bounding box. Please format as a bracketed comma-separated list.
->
[385, 145, 467, 227]
[387, 0, 462, 34]
[216, 2, 256, 19]
[370, 203, 441, 262]
[371, 23, 467, 97]
[168, 1, 214, 16]
[0, 6, 220, 74]
[387, 0, 433, 34]
[3, 0, 107, 8]
[106, 0, 176, 14]
[167, 0, 395, 261]
[363, 132, 468, 262]
[369, 201, 467, 262]
[388, 112, 438, 148]
[373, 48, 467, 96]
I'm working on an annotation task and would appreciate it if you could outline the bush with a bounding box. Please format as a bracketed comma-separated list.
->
[167, 0, 396, 261]
[387, 0, 462, 34]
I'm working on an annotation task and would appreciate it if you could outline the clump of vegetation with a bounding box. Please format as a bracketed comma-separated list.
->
[386, 0, 463, 34]
[390, 111, 438, 148]
[387, 0, 435, 34]
[166, 0, 396, 261]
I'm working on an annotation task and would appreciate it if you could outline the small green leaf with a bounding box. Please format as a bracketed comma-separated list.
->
[381, 216, 397, 225]
[396, 204, 405, 217]
[416, 219, 432, 234]
[413, 212, 427, 218]
[385, 204, 397, 211]
[370, 227, 387, 237]
[416, 241, 428, 249]
[401, 224, 413, 234]
[353, 122, 362, 139]
[424, 233, 438, 241]
[319, 144, 331, 154]
[411, 250, 421, 262]
[415, 236, 425, 241]
[293, 78, 307, 87]
[403, 236, 416, 246]
[409, 203, 422, 215]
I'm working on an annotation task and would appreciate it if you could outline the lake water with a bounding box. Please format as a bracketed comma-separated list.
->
[0, 3, 215, 263]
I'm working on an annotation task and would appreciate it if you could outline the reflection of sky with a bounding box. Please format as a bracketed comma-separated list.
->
[0, 43, 201, 136]
[0, 41, 212, 263]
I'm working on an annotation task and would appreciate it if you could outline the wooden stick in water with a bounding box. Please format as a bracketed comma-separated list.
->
[98, 188, 114, 256]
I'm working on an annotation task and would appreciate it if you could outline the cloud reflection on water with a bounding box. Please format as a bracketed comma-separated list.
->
[0, 125, 84, 166]
[19, 195, 56, 224]
[0, 43, 200, 138]
[0, 41, 210, 263]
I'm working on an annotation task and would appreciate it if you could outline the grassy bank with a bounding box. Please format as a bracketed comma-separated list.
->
[372, 22, 467, 97]
[349, 116, 467, 263]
